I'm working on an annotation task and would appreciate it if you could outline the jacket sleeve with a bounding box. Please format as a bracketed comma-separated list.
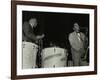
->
[82, 33, 86, 41]
[81, 33, 87, 48]
[23, 22, 37, 41]
[68, 33, 78, 51]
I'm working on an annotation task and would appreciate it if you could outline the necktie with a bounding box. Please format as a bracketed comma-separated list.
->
[77, 33, 83, 43]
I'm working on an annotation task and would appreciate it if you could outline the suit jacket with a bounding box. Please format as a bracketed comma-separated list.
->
[22, 21, 37, 43]
[68, 31, 85, 51]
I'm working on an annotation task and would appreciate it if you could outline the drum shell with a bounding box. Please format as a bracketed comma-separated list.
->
[22, 41, 38, 69]
[41, 47, 68, 68]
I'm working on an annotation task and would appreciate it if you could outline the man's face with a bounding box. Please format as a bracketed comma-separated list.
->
[29, 18, 37, 28]
[73, 23, 80, 32]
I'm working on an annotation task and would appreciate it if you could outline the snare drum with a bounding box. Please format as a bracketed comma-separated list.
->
[41, 47, 68, 68]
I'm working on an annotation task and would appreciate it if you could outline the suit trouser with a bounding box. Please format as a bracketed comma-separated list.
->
[71, 48, 88, 66]
[22, 41, 38, 69]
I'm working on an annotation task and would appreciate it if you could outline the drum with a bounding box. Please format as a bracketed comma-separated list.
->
[22, 41, 38, 69]
[41, 47, 68, 68]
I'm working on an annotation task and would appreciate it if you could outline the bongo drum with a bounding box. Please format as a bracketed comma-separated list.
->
[41, 47, 68, 68]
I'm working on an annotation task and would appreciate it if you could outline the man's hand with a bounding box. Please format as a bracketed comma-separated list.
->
[41, 34, 45, 38]
[36, 34, 45, 40]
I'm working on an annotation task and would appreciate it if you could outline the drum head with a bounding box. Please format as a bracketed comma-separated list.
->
[41, 47, 67, 68]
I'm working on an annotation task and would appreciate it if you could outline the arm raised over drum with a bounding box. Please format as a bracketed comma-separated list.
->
[23, 22, 37, 41]
[23, 22, 45, 42]
[36, 34, 45, 40]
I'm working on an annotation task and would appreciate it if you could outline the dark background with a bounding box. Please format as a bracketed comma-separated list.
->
[22, 11, 89, 49]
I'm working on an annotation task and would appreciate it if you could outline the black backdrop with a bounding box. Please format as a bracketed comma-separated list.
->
[22, 11, 89, 49]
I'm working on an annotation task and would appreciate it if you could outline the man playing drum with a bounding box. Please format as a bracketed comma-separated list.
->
[22, 17, 44, 69]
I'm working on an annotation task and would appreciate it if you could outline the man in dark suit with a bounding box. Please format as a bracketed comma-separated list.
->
[22, 18, 44, 69]
[68, 23, 88, 66]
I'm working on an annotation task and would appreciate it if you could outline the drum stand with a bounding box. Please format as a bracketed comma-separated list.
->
[36, 39, 43, 68]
